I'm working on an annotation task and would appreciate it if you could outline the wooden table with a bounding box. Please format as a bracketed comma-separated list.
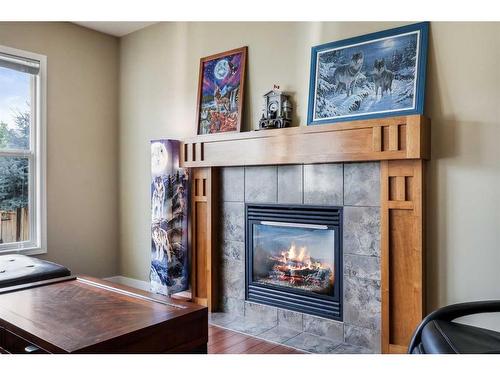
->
[0, 276, 207, 354]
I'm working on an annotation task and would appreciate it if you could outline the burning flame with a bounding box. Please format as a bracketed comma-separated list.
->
[283, 243, 312, 267]
[262, 242, 335, 293]
[277, 242, 329, 274]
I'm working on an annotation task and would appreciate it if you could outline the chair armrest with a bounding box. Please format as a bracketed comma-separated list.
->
[408, 300, 500, 353]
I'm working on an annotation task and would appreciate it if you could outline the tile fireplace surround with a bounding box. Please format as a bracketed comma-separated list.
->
[211, 162, 381, 354]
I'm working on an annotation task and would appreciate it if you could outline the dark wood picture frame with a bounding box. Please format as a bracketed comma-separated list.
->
[196, 46, 247, 135]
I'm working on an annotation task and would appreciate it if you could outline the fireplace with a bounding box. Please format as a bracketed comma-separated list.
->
[245, 204, 343, 320]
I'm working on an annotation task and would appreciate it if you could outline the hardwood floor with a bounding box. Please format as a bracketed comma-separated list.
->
[208, 325, 304, 354]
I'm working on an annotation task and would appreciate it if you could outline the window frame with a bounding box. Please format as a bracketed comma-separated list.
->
[0, 45, 47, 255]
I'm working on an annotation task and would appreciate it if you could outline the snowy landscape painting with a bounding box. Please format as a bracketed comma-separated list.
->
[197, 47, 247, 134]
[308, 22, 428, 125]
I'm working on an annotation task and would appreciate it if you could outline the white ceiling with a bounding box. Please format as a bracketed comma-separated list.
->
[73, 22, 156, 37]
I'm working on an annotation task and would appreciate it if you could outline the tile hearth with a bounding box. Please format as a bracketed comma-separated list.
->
[209, 312, 372, 354]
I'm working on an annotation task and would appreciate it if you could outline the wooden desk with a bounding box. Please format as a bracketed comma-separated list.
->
[0, 276, 207, 354]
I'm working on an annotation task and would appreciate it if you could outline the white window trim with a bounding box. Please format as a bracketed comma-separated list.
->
[0, 45, 47, 255]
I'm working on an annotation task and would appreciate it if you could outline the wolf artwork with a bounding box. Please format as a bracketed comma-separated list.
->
[373, 58, 394, 97]
[309, 23, 428, 124]
[332, 52, 364, 97]
[197, 47, 246, 134]
[150, 139, 189, 295]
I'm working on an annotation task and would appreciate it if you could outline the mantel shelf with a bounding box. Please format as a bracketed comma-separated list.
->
[180, 115, 430, 168]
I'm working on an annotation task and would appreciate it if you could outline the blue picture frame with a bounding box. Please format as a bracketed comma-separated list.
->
[307, 22, 429, 125]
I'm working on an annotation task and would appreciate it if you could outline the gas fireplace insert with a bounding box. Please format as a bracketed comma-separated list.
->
[245, 204, 342, 320]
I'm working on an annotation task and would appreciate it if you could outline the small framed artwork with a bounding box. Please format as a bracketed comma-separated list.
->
[196, 46, 247, 135]
[307, 22, 429, 125]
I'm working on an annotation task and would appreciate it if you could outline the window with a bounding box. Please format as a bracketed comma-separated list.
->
[0, 45, 46, 254]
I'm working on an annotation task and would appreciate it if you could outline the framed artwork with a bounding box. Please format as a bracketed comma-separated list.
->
[150, 139, 189, 296]
[307, 22, 429, 125]
[196, 46, 247, 135]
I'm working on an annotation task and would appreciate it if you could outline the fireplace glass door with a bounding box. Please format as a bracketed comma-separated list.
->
[246, 204, 342, 320]
[252, 222, 335, 296]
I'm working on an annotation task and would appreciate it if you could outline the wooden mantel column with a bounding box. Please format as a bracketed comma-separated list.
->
[381, 159, 425, 353]
[189, 167, 219, 311]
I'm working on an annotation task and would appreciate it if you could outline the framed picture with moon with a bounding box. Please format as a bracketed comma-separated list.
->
[196, 46, 247, 135]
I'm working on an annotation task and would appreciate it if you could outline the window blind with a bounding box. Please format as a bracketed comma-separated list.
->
[0, 52, 40, 75]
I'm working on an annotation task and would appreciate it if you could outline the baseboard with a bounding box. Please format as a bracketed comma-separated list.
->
[104, 275, 151, 292]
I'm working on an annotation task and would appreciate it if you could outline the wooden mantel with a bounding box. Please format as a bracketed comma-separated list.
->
[180, 115, 429, 168]
[182, 114, 430, 354]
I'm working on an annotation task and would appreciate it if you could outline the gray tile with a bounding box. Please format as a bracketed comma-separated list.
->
[344, 276, 381, 331]
[330, 343, 374, 354]
[221, 167, 245, 202]
[278, 165, 303, 204]
[343, 206, 380, 256]
[284, 332, 342, 354]
[344, 162, 380, 207]
[244, 301, 278, 323]
[220, 296, 245, 316]
[221, 240, 244, 262]
[220, 258, 245, 299]
[344, 254, 381, 281]
[303, 314, 344, 341]
[344, 324, 381, 353]
[209, 312, 238, 328]
[245, 166, 278, 203]
[224, 316, 277, 336]
[278, 309, 303, 331]
[221, 202, 245, 242]
[258, 326, 301, 344]
[303, 164, 343, 206]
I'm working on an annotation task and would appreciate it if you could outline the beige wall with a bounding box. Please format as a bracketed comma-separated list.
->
[120, 22, 500, 326]
[0, 22, 120, 277]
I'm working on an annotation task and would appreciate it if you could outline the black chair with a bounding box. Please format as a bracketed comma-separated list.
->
[408, 301, 500, 354]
